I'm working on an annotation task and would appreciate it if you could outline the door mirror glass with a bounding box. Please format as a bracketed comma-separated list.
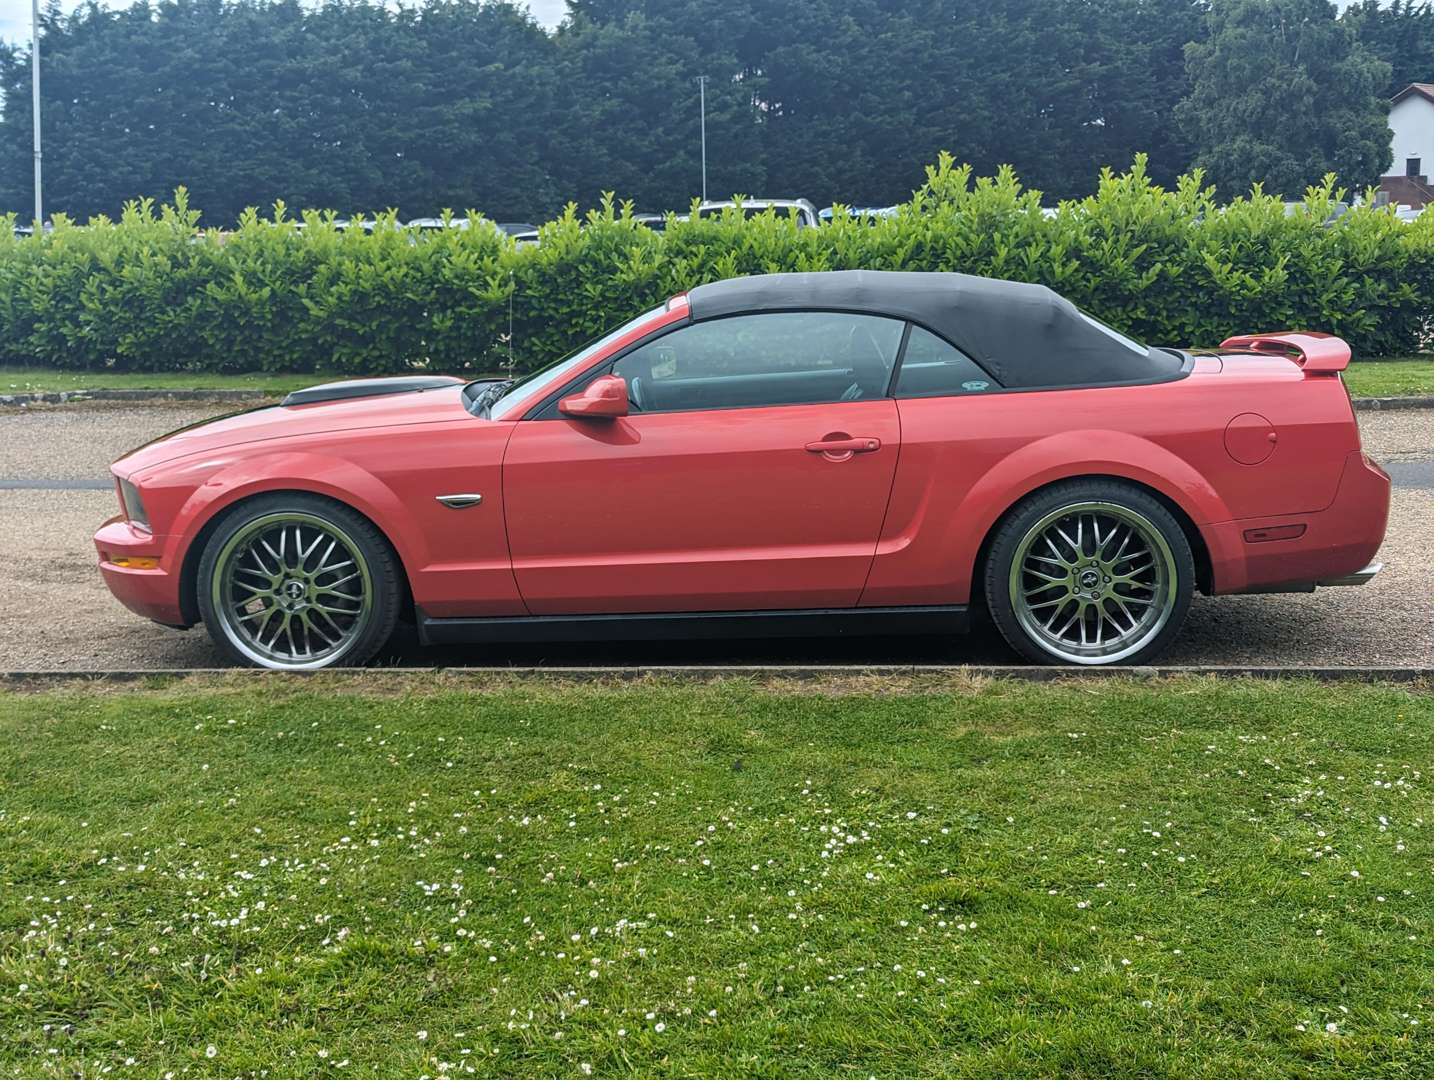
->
[559, 374, 629, 419]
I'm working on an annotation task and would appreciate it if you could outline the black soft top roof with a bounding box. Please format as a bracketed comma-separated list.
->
[685, 270, 1183, 389]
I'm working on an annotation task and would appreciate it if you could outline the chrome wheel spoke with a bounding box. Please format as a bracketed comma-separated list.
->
[1023, 568, 1069, 585]
[1111, 596, 1139, 629]
[1026, 553, 1068, 569]
[1054, 525, 1079, 557]
[310, 604, 348, 637]
[299, 530, 326, 569]
[300, 608, 339, 647]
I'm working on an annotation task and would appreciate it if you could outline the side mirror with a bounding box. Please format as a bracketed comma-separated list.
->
[559, 374, 629, 419]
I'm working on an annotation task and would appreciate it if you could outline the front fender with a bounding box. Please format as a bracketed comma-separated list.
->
[139, 449, 427, 593]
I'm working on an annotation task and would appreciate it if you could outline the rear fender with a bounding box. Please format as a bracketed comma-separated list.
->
[943, 430, 1230, 600]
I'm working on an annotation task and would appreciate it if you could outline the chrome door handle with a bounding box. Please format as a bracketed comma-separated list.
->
[436, 493, 484, 509]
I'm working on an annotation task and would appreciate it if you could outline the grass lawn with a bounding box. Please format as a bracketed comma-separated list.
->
[1343, 358, 1434, 399]
[0, 366, 322, 396]
[1, 674, 1431, 1077]
[2, 359, 1432, 400]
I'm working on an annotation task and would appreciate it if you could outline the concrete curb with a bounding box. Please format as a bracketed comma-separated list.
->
[0, 388, 272, 406]
[2, 665, 1430, 685]
[1353, 396, 1434, 411]
[0, 387, 1431, 409]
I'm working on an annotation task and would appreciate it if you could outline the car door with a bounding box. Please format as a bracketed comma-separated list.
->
[501, 311, 905, 615]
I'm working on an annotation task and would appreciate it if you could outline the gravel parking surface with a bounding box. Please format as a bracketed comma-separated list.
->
[0, 401, 224, 482]
[1, 401, 1429, 670]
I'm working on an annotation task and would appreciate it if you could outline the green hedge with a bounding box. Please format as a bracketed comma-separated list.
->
[2, 155, 1431, 376]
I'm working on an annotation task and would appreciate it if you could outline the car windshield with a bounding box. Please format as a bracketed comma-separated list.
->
[483, 305, 666, 420]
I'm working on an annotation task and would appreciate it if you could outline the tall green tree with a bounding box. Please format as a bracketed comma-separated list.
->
[573, 0, 1206, 205]
[4, 0, 1398, 222]
[0, 0, 561, 223]
[1343, 0, 1434, 97]
[548, 9, 763, 210]
[1176, 0, 1392, 196]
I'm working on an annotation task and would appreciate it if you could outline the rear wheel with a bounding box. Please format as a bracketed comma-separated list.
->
[196, 494, 400, 669]
[984, 480, 1194, 666]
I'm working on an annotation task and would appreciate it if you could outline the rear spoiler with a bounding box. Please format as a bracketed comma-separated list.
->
[1218, 332, 1351, 373]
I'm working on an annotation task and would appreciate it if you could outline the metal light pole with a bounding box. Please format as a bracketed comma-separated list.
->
[697, 74, 708, 203]
[31, 0, 42, 226]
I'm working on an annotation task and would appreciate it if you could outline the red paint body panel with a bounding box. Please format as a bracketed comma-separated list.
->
[95, 299, 1390, 639]
[105, 387, 525, 622]
[864, 353, 1366, 605]
[95, 515, 184, 625]
[1202, 451, 1390, 594]
[502, 401, 901, 613]
[120, 384, 470, 471]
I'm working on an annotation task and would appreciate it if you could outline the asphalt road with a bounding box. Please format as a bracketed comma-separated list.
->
[1, 400, 1430, 671]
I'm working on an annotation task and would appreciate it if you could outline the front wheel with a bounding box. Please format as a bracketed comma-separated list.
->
[196, 494, 401, 669]
[984, 481, 1194, 666]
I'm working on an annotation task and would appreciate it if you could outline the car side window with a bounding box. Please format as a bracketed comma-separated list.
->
[893, 326, 997, 398]
[611, 312, 904, 413]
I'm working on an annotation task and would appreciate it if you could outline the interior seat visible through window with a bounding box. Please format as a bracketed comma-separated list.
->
[609, 311, 905, 413]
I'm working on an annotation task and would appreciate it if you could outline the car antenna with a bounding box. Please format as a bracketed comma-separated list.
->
[506, 270, 516, 379]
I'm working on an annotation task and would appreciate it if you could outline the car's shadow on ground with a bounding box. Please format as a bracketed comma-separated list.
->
[372, 611, 1018, 668]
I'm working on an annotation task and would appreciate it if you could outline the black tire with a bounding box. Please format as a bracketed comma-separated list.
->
[196, 493, 401, 669]
[983, 479, 1195, 666]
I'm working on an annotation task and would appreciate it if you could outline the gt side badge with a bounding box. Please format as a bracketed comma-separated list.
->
[435, 493, 484, 509]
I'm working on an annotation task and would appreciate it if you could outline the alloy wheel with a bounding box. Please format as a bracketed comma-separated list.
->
[211, 511, 374, 669]
[1007, 500, 1177, 664]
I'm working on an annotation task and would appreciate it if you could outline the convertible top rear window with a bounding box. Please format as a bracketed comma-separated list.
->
[1077, 310, 1147, 355]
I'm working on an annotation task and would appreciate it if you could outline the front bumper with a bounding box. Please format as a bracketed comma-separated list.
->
[94, 515, 188, 627]
[1205, 450, 1391, 595]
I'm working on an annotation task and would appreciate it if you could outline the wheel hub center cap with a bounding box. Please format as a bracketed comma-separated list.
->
[281, 578, 308, 608]
[1078, 568, 1101, 590]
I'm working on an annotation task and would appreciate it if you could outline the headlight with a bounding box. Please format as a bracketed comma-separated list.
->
[118, 477, 151, 532]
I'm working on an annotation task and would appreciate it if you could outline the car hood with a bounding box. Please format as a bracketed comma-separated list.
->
[114, 381, 471, 476]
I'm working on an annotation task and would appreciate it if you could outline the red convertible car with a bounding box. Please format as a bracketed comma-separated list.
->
[95, 271, 1389, 669]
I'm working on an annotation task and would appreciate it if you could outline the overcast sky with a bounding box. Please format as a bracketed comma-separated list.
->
[0, 0, 567, 46]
